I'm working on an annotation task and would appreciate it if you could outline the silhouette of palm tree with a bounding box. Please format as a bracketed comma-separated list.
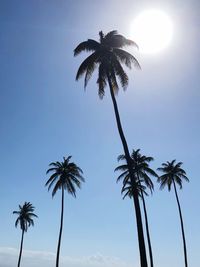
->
[74, 30, 148, 267]
[13, 202, 37, 267]
[157, 160, 189, 267]
[45, 156, 85, 267]
[115, 149, 158, 267]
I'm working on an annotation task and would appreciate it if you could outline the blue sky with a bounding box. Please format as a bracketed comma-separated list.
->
[0, 0, 199, 267]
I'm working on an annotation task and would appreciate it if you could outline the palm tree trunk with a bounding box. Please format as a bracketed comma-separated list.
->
[17, 229, 24, 267]
[56, 186, 65, 267]
[107, 73, 148, 267]
[173, 181, 188, 267]
[140, 190, 154, 267]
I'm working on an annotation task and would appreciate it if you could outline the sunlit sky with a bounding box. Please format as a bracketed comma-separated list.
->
[130, 9, 173, 54]
[0, 1, 199, 267]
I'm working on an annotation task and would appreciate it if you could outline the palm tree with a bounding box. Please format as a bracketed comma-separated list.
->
[13, 202, 38, 267]
[45, 156, 85, 267]
[74, 30, 148, 267]
[157, 160, 189, 267]
[115, 149, 158, 267]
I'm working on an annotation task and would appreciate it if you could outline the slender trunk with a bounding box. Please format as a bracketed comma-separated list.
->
[137, 172, 154, 267]
[17, 229, 24, 267]
[173, 181, 188, 267]
[56, 186, 65, 267]
[140, 190, 154, 267]
[107, 73, 148, 267]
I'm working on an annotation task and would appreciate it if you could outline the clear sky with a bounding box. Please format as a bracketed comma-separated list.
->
[0, 1, 199, 267]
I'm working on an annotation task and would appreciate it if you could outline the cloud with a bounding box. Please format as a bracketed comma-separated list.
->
[0, 247, 133, 267]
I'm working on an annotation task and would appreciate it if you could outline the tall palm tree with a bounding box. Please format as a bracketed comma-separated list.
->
[45, 156, 85, 267]
[13, 202, 38, 267]
[74, 30, 148, 267]
[115, 149, 158, 267]
[157, 160, 189, 267]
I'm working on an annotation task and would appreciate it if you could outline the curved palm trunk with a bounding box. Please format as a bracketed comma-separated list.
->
[56, 186, 65, 267]
[107, 73, 148, 267]
[140, 190, 154, 267]
[17, 229, 24, 267]
[173, 181, 188, 267]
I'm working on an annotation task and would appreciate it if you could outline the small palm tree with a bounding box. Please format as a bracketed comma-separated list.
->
[13, 202, 37, 267]
[115, 149, 158, 267]
[157, 160, 189, 267]
[45, 156, 85, 267]
[74, 31, 148, 267]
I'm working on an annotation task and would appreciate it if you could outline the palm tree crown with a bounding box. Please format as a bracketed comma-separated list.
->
[115, 149, 157, 195]
[121, 179, 148, 199]
[74, 30, 140, 98]
[13, 202, 37, 232]
[157, 160, 189, 191]
[45, 156, 85, 197]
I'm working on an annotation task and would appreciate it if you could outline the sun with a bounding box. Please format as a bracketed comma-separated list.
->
[130, 9, 173, 54]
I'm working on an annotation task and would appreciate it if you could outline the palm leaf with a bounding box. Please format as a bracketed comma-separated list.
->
[76, 52, 99, 84]
[97, 62, 107, 98]
[112, 56, 128, 90]
[114, 48, 141, 69]
[74, 39, 100, 56]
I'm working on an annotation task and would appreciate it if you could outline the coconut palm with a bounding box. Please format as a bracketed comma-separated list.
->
[13, 202, 37, 267]
[45, 156, 85, 267]
[115, 149, 158, 267]
[74, 30, 148, 267]
[157, 160, 189, 267]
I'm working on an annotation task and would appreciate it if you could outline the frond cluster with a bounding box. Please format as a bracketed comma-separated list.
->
[157, 160, 189, 191]
[45, 156, 85, 198]
[115, 149, 158, 200]
[74, 30, 140, 99]
[13, 202, 37, 232]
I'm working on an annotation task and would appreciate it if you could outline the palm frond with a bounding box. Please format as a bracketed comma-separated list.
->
[114, 48, 141, 69]
[74, 39, 100, 56]
[49, 161, 62, 167]
[46, 167, 58, 174]
[52, 180, 62, 197]
[110, 69, 119, 94]
[84, 61, 97, 88]
[144, 167, 158, 178]
[112, 57, 128, 90]
[104, 30, 118, 40]
[117, 154, 126, 162]
[97, 62, 107, 99]
[114, 164, 129, 172]
[76, 52, 99, 84]
[45, 172, 59, 187]
[112, 34, 139, 48]
[116, 173, 129, 184]
[103, 31, 138, 49]
[47, 178, 57, 192]
[15, 218, 19, 228]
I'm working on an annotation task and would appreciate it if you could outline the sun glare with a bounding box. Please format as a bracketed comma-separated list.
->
[131, 9, 173, 54]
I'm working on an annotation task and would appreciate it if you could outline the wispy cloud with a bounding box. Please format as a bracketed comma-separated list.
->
[0, 247, 134, 267]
